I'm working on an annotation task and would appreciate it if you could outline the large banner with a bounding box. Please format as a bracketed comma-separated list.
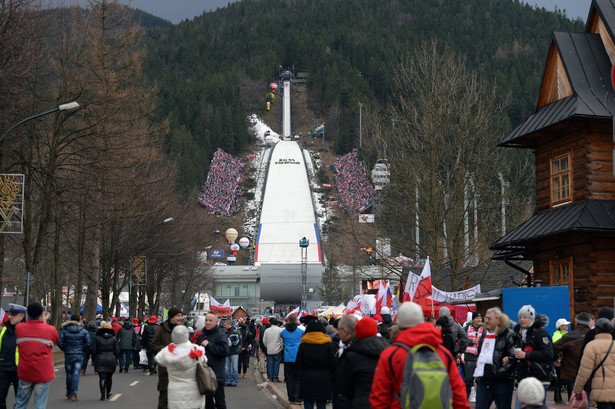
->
[429, 284, 481, 303]
[209, 296, 232, 316]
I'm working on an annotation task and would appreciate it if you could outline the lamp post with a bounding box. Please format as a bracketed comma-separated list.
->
[0, 101, 80, 144]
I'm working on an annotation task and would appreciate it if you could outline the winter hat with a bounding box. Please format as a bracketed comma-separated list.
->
[598, 307, 614, 321]
[380, 307, 391, 315]
[517, 377, 545, 405]
[133, 318, 139, 324]
[397, 302, 424, 329]
[595, 318, 614, 334]
[518, 305, 536, 321]
[472, 311, 482, 320]
[112, 317, 118, 322]
[149, 315, 158, 324]
[436, 317, 450, 328]
[438, 307, 451, 318]
[575, 312, 591, 327]
[555, 318, 570, 329]
[262, 317, 269, 324]
[305, 320, 325, 333]
[171, 324, 189, 345]
[373, 314, 382, 323]
[88, 322, 97, 330]
[355, 317, 378, 340]
[167, 307, 183, 320]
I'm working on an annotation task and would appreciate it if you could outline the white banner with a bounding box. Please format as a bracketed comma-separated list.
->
[429, 284, 481, 303]
[358, 214, 375, 223]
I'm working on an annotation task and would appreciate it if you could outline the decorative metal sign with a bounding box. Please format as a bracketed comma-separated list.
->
[0, 174, 24, 234]
[130, 256, 147, 286]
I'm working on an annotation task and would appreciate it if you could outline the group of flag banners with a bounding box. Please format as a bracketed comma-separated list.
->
[340, 257, 481, 321]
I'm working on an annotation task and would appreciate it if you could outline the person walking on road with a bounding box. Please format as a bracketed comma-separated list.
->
[197, 312, 229, 409]
[341, 317, 389, 409]
[473, 307, 516, 409]
[14, 303, 59, 409]
[142, 315, 159, 375]
[295, 320, 336, 409]
[151, 307, 185, 409]
[0, 304, 25, 409]
[513, 305, 554, 409]
[573, 318, 615, 409]
[92, 322, 120, 400]
[369, 301, 470, 409]
[463, 311, 483, 402]
[155, 325, 207, 409]
[58, 318, 92, 401]
[553, 313, 591, 403]
[237, 320, 254, 379]
[82, 322, 98, 375]
[223, 319, 240, 387]
[262, 318, 284, 382]
[280, 314, 304, 405]
[117, 319, 136, 373]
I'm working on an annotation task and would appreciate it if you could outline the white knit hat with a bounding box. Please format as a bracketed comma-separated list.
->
[517, 377, 544, 405]
[438, 306, 451, 318]
[380, 307, 391, 315]
[397, 302, 424, 329]
[171, 325, 189, 345]
[518, 305, 536, 321]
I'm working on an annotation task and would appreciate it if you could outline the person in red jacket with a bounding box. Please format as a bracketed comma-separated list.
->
[111, 317, 121, 335]
[369, 301, 470, 409]
[14, 302, 59, 409]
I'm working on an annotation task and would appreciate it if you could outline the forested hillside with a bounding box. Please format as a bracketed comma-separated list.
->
[142, 0, 584, 195]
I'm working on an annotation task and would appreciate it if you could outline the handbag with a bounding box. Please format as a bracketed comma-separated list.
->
[195, 354, 218, 396]
[569, 390, 588, 409]
[139, 349, 148, 365]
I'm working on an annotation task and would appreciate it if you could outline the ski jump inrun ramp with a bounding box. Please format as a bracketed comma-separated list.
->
[254, 80, 322, 265]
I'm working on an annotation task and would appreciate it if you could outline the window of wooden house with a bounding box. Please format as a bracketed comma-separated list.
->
[550, 257, 574, 317]
[551, 154, 572, 206]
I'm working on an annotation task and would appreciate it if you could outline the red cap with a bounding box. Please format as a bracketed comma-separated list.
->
[373, 314, 383, 322]
[149, 315, 157, 324]
[262, 317, 269, 324]
[355, 317, 378, 340]
[112, 317, 118, 322]
[133, 318, 139, 324]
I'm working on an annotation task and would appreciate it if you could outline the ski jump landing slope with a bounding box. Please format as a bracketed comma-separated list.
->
[255, 140, 321, 264]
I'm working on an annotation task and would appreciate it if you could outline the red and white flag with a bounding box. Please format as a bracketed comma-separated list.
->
[375, 281, 392, 314]
[412, 257, 432, 302]
[209, 296, 232, 316]
[0, 308, 7, 325]
[288, 307, 300, 316]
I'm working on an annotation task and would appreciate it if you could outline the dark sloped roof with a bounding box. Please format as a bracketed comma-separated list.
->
[588, 0, 615, 40]
[490, 200, 615, 252]
[500, 32, 615, 147]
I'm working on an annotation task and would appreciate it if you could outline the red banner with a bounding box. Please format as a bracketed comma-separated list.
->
[210, 305, 232, 316]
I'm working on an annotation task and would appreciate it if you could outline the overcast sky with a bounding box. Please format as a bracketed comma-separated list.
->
[53, 0, 592, 24]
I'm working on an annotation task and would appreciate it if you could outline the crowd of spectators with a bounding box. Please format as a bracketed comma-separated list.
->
[333, 149, 375, 214]
[197, 149, 245, 216]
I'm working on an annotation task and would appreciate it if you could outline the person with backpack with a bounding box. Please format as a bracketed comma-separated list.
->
[473, 307, 516, 409]
[369, 301, 470, 409]
[223, 319, 240, 387]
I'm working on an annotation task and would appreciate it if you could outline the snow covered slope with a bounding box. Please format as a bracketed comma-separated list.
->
[255, 140, 321, 264]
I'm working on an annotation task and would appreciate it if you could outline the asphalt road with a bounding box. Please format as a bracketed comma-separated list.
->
[6, 362, 284, 409]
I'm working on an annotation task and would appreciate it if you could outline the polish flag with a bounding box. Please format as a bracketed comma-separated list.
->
[375, 281, 392, 314]
[288, 307, 300, 316]
[0, 308, 8, 325]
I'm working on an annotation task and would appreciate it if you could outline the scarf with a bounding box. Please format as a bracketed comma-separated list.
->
[474, 331, 496, 377]
[301, 331, 332, 345]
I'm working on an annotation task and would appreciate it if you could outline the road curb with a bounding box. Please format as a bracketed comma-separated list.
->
[253, 353, 290, 408]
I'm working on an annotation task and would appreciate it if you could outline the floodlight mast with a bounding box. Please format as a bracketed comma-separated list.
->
[299, 237, 309, 311]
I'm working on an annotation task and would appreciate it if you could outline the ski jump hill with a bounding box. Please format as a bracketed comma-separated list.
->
[255, 79, 325, 304]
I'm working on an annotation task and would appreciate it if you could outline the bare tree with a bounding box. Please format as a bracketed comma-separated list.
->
[364, 40, 532, 289]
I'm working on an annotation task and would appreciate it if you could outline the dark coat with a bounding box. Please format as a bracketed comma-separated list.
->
[553, 324, 590, 381]
[341, 335, 390, 409]
[141, 322, 158, 350]
[196, 325, 229, 383]
[0, 321, 19, 371]
[238, 323, 254, 351]
[150, 321, 175, 386]
[58, 321, 92, 356]
[377, 314, 394, 342]
[296, 332, 336, 401]
[92, 328, 119, 374]
[475, 315, 516, 383]
[117, 322, 136, 350]
[513, 315, 554, 382]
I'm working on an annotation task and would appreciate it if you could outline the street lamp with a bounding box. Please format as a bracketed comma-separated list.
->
[0, 101, 80, 144]
[299, 237, 309, 310]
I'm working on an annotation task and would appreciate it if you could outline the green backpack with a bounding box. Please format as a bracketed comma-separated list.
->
[390, 343, 453, 409]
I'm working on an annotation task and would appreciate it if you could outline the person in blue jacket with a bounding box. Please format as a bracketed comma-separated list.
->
[58, 319, 92, 401]
[280, 314, 305, 405]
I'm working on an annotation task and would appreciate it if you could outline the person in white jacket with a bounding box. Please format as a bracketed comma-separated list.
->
[155, 325, 207, 409]
[262, 318, 284, 382]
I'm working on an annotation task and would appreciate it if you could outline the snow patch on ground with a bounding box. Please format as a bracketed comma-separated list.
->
[247, 114, 280, 145]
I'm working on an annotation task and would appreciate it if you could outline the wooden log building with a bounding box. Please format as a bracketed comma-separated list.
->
[490, 0, 615, 318]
